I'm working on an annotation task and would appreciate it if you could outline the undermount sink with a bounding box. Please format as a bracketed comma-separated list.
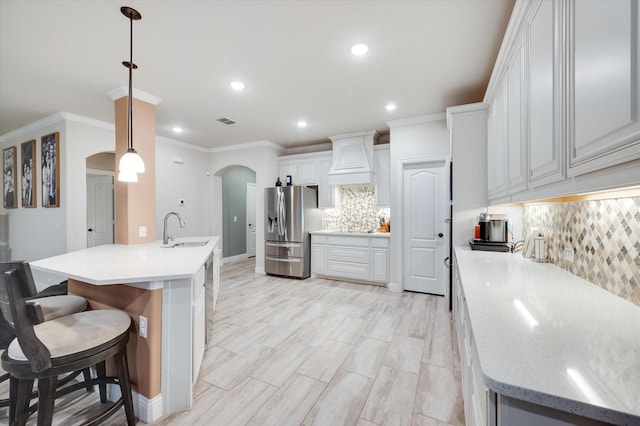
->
[168, 240, 209, 248]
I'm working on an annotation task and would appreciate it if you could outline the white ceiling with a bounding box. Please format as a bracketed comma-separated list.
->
[0, 0, 514, 149]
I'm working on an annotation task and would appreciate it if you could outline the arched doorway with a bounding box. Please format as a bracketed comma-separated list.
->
[219, 165, 256, 261]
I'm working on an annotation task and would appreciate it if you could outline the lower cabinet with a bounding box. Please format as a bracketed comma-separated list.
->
[453, 255, 494, 426]
[311, 234, 389, 284]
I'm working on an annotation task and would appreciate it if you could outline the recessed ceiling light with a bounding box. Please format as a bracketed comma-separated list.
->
[350, 43, 369, 56]
[297, 121, 308, 128]
[385, 103, 397, 111]
[172, 126, 183, 133]
[230, 81, 245, 91]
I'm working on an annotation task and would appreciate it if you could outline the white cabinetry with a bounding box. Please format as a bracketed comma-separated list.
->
[278, 152, 338, 208]
[506, 34, 527, 193]
[527, 0, 564, 187]
[453, 255, 495, 426]
[318, 154, 339, 209]
[311, 234, 389, 284]
[374, 145, 390, 206]
[487, 82, 508, 200]
[484, 0, 640, 203]
[568, 0, 640, 176]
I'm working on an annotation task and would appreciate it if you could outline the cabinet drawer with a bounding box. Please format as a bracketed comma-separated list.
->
[312, 235, 328, 244]
[327, 236, 369, 247]
[326, 260, 370, 281]
[327, 245, 369, 263]
[371, 237, 389, 248]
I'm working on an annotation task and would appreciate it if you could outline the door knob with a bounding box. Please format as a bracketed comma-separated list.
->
[437, 233, 444, 238]
[88, 228, 93, 232]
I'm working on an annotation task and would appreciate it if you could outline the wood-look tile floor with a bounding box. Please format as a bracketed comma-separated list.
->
[0, 258, 464, 426]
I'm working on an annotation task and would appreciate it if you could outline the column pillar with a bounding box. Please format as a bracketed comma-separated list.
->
[113, 91, 159, 244]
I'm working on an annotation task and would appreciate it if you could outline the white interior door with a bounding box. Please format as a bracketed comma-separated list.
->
[403, 161, 447, 295]
[86, 174, 114, 247]
[246, 182, 256, 257]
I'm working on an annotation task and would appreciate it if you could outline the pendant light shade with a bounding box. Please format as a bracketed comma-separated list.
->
[119, 149, 145, 173]
[118, 169, 139, 183]
[117, 6, 144, 182]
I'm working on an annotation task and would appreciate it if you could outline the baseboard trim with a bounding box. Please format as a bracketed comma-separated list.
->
[255, 266, 265, 275]
[387, 281, 402, 293]
[108, 386, 163, 423]
[222, 253, 249, 264]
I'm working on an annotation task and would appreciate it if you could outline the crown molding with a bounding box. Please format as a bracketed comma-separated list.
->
[0, 112, 66, 142]
[156, 135, 209, 153]
[107, 86, 162, 105]
[386, 112, 446, 128]
[446, 102, 489, 130]
[209, 140, 284, 153]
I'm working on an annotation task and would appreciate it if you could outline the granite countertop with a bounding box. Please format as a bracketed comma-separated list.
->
[454, 246, 640, 425]
[30, 236, 219, 287]
[310, 230, 391, 237]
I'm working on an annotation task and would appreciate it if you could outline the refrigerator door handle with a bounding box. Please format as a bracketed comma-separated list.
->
[266, 242, 302, 248]
[266, 256, 302, 263]
[277, 189, 287, 237]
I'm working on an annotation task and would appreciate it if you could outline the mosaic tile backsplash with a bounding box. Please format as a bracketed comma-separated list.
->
[322, 186, 389, 233]
[524, 197, 640, 307]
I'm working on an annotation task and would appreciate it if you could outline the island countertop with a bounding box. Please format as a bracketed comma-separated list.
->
[454, 246, 640, 425]
[30, 236, 219, 286]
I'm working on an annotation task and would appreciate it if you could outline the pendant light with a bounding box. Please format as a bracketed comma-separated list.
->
[118, 6, 145, 183]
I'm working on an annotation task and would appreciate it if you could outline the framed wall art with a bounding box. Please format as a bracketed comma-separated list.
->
[21, 139, 37, 208]
[3, 146, 17, 209]
[41, 132, 60, 208]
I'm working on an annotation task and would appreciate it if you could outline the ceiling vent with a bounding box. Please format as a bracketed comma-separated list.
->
[216, 117, 237, 125]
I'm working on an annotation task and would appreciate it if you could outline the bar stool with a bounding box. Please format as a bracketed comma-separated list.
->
[0, 262, 135, 426]
[0, 263, 89, 408]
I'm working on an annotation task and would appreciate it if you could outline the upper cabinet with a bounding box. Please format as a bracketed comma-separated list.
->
[567, 0, 640, 176]
[528, 0, 564, 187]
[278, 151, 338, 209]
[374, 145, 390, 207]
[484, 0, 640, 203]
[487, 81, 509, 200]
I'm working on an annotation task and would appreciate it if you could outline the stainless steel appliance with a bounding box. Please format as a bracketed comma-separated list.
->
[265, 186, 321, 278]
[479, 216, 508, 243]
[469, 213, 511, 252]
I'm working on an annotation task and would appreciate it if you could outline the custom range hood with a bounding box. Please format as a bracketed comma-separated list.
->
[328, 130, 378, 186]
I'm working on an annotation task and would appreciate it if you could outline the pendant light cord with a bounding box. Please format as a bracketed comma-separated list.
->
[128, 13, 134, 152]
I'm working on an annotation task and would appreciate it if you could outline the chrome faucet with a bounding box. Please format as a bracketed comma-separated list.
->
[163, 212, 185, 245]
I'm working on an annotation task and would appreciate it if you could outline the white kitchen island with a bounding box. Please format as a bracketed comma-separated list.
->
[30, 236, 221, 423]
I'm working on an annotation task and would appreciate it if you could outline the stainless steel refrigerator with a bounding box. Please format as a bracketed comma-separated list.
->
[265, 186, 321, 278]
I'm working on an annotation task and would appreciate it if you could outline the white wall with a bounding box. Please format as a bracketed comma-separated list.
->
[387, 114, 450, 292]
[209, 141, 282, 274]
[155, 138, 212, 240]
[65, 117, 118, 252]
[0, 114, 68, 261]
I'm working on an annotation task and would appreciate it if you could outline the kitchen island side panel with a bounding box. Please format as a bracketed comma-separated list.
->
[68, 280, 163, 399]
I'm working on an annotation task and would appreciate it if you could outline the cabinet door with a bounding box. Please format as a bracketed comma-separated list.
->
[507, 35, 527, 193]
[528, 0, 563, 187]
[279, 161, 297, 185]
[297, 158, 319, 184]
[568, 0, 640, 176]
[311, 243, 327, 275]
[374, 146, 390, 206]
[370, 248, 389, 283]
[488, 82, 508, 200]
[318, 155, 338, 208]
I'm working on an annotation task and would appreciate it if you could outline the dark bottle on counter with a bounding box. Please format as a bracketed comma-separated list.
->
[275, 177, 282, 186]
